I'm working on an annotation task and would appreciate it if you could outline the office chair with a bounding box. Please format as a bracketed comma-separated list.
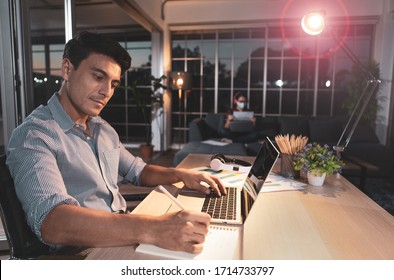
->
[0, 154, 51, 259]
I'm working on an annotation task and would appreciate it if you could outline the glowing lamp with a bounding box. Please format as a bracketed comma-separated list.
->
[301, 11, 326, 35]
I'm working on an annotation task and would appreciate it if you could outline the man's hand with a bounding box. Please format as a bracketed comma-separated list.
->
[175, 168, 226, 196]
[149, 210, 211, 254]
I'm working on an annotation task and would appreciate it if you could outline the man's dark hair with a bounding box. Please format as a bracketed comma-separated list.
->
[63, 31, 131, 74]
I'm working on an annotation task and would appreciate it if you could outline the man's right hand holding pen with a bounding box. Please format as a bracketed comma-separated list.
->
[148, 185, 211, 254]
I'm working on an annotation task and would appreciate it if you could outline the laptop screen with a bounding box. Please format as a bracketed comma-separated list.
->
[241, 137, 279, 220]
[233, 111, 254, 120]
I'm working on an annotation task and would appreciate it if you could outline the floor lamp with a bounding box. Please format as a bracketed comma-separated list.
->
[170, 71, 192, 143]
[301, 11, 381, 158]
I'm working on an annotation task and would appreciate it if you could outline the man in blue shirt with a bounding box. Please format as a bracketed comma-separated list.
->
[6, 31, 225, 254]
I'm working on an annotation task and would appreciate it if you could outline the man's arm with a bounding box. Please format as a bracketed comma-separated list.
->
[41, 204, 211, 253]
[139, 164, 226, 196]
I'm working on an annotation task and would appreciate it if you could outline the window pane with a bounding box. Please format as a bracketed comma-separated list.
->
[218, 58, 231, 87]
[219, 41, 232, 58]
[234, 41, 250, 59]
[172, 40, 186, 58]
[32, 50, 45, 73]
[299, 91, 314, 115]
[186, 42, 202, 58]
[250, 58, 265, 87]
[282, 90, 298, 115]
[283, 59, 299, 88]
[202, 90, 215, 112]
[266, 90, 280, 114]
[218, 89, 232, 113]
[316, 90, 332, 115]
[250, 89, 263, 113]
[187, 60, 201, 76]
[300, 59, 316, 89]
[172, 60, 185, 72]
[186, 90, 201, 112]
[203, 59, 215, 88]
[267, 59, 281, 88]
[202, 40, 216, 58]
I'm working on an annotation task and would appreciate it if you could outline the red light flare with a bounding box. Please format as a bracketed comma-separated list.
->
[280, 0, 350, 59]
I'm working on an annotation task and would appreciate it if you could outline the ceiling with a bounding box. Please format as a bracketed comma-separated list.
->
[28, 0, 146, 38]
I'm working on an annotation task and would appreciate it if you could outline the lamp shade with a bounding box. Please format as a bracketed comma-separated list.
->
[170, 71, 192, 90]
[301, 11, 326, 35]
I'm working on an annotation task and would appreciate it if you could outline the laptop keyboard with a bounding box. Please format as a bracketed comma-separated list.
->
[201, 187, 237, 220]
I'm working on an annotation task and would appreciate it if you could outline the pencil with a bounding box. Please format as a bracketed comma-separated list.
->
[158, 185, 186, 210]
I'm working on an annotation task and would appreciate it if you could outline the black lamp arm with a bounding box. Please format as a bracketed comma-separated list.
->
[329, 29, 381, 157]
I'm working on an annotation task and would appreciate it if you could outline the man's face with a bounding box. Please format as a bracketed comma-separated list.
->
[60, 53, 121, 122]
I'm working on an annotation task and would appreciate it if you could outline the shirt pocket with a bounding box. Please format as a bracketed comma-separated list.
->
[101, 148, 120, 186]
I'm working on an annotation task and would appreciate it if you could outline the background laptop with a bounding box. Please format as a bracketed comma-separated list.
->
[230, 111, 255, 132]
[233, 111, 254, 120]
[229, 120, 255, 132]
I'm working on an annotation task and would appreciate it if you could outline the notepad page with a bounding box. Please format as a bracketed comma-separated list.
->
[136, 225, 240, 260]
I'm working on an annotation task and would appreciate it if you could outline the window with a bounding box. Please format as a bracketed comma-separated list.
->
[171, 23, 374, 144]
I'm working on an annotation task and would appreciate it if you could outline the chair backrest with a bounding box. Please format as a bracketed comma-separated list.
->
[0, 154, 50, 259]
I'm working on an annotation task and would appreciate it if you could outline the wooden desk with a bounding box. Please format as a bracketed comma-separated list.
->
[86, 154, 394, 260]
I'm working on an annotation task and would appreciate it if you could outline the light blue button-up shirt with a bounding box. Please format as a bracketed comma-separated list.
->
[6, 93, 146, 241]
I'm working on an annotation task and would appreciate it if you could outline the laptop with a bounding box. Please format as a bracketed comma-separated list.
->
[135, 137, 279, 259]
[229, 120, 255, 132]
[233, 111, 254, 120]
[175, 136, 279, 225]
[230, 111, 255, 132]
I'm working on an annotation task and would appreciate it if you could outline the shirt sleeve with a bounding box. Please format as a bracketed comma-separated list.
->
[6, 121, 79, 242]
[118, 143, 146, 185]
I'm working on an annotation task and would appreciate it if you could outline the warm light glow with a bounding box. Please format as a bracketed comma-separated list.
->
[176, 77, 184, 88]
[301, 11, 326, 35]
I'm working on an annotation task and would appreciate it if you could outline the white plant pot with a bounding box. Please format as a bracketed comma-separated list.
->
[307, 172, 326, 187]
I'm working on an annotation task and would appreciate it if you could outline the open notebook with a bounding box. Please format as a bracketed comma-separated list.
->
[136, 225, 240, 260]
[135, 137, 279, 259]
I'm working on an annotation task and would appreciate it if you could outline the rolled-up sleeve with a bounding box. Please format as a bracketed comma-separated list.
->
[118, 143, 146, 185]
[6, 122, 79, 242]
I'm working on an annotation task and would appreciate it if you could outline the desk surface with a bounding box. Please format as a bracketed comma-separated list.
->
[87, 154, 394, 260]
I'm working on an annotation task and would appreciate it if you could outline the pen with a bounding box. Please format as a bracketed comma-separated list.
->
[158, 185, 186, 210]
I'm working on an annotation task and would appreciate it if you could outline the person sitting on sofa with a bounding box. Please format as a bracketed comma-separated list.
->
[219, 92, 259, 143]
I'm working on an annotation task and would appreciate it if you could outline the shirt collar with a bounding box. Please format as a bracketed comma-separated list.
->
[47, 93, 105, 132]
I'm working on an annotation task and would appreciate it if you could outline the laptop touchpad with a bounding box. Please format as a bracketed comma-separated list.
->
[176, 188, 205, 212]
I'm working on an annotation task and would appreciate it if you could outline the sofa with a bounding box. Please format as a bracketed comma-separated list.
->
[173, 113, 393, 179]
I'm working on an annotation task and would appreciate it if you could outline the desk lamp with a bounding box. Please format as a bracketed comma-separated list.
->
[301, 11, 381, 157]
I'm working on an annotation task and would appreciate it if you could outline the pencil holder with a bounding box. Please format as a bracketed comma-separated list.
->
[280, 153, 300, 179]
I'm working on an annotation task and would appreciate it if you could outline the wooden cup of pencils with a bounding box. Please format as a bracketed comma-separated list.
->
[275, 134, 308, 179]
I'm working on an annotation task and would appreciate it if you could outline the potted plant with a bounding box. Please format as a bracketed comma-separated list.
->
[124, 74, 167, 161]
[293, 143, 344, 186]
